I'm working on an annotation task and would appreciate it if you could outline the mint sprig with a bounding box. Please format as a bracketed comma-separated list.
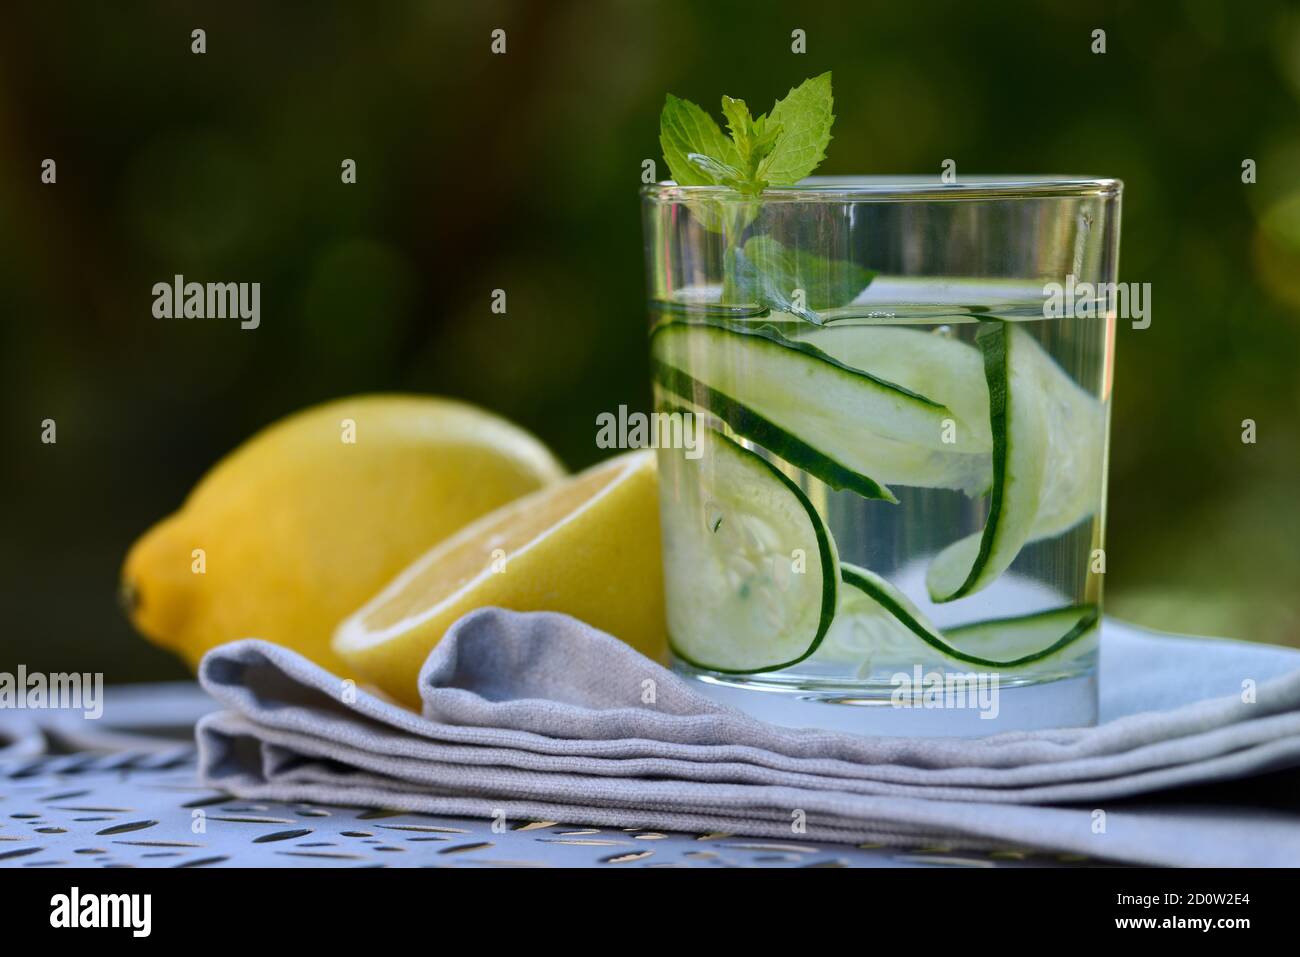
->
[657, 72, 863, 323]
[659, 72, 834, 194]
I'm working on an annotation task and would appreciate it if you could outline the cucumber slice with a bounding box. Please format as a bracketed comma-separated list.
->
[813, 565, 952, 672]
[792, 325, 993, 452]
[798, 323, 1106, 527]
[940, 605, 1099, 666]
[1021, 333, 1107, 540]
[658, 428, 838, 673]
[651, 321, 970, 501]
[791, 324, 993, 495]
[818, 563, 1098, 670]
[926, 322, 1048, 602]
[653, 363, 893, 502]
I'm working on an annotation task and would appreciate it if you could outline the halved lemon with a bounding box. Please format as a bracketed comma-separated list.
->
[333, 450, 665, 707]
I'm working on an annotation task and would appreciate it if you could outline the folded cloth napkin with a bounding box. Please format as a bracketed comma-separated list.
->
[196, 609, 1300, 867]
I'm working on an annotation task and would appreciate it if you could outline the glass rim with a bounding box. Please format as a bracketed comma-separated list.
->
[643, 175, 1123, 202]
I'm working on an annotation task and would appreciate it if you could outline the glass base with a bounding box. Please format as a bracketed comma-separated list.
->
[675, 661, 1098, 737]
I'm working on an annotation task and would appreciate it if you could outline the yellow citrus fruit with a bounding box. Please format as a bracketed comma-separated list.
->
[121, 394, 565, 674]
[333, 450, 665, 707]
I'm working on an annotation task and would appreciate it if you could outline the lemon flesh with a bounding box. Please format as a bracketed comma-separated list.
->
[334, 450, 665, 707]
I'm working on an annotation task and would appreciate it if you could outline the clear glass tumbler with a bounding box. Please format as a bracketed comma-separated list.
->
[642, 176, 1121, 735]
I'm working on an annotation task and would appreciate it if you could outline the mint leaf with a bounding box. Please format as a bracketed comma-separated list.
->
[731, 235, 874, 324]
[659, 94, 742, 187]
[719, 97, 785, 194]
[748, 116, 784, 171]
[720, 96, 756, 158]
[757, 72, 834, 186]
[687, 152, 747, 191]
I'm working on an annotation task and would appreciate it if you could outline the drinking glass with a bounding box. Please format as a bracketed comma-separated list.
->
[642, 176, 1121, 734]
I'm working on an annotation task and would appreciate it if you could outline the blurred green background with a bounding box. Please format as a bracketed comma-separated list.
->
[1, 1, 1297, 682]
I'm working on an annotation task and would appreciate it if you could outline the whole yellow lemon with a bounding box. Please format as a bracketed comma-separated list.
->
[121, 394, 565, 674]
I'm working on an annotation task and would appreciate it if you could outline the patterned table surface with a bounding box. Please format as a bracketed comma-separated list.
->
[0, 682, 1096, 869]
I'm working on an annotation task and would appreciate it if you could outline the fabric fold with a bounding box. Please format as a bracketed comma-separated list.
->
[197, 608, 1300, 866]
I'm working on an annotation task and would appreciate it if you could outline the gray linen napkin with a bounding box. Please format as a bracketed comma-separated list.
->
[196, 608, 1300, 866]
